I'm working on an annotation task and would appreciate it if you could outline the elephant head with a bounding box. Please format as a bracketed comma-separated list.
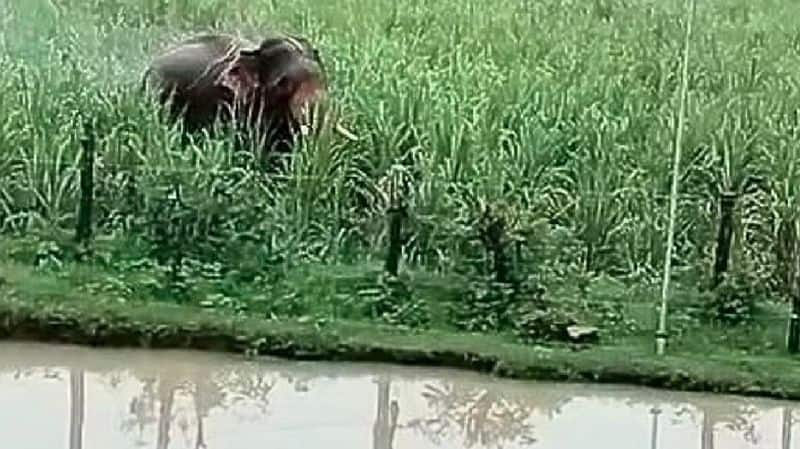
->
[144, 32, 342, 163]
[216, 34, 328, 138]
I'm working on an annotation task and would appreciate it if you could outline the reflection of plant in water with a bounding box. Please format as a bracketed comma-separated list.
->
[190, 376, 223, 449]
[718, 406, 760, 444]
[2, 366, 147, 446]
[218, 371, 276, 413]
[0, 360, 285, 448]
[121, 377, 158, 443]
[169, 380, 217, 449]
[282, 372, 314, 393]
[118, 368, 280, 447]
[403, 382, 543, 448]
[155, 375, 178, 449]
[106, 372, 124, 388]
[674, 402, 762, 446]
[11, 367, 63, 380]
[121, 375, 194, 448]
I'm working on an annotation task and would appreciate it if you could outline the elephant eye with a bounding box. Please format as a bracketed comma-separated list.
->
[274, 75, 293, 91]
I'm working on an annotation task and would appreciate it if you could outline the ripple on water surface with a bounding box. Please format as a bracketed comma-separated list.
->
[0, 341, 798, 449]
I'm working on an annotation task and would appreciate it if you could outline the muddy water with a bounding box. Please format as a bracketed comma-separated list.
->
[0, 341, 798, 449]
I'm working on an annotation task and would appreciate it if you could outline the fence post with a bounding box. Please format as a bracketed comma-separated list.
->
[711, 190, 737, 289]
[75, 118, 95, 247]
[384, 199, 405, 277]
[479, 206, 511, 284]
[778, 214, 800, 354]
[788, 289, 800, 354]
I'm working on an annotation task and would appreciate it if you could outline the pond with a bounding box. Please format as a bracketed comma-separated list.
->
[0, 341, 797, 448]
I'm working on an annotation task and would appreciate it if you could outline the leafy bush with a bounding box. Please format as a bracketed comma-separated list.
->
[705, 269, 771, 326]
[512, 301, 580, 344]
[359, 272, 431, 329]
[451, 274, 547, 333]
[582, 300, 640, 336]
[199, 293, 249, 314]
[578, 275, 640, 336]
[251, 286, 308, 320]
[450, 278, 517, 332]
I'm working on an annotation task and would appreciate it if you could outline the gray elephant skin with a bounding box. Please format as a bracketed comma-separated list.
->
[143, 32, 329, 165]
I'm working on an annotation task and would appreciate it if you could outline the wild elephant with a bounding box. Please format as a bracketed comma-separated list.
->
[142, 32, 354, 166]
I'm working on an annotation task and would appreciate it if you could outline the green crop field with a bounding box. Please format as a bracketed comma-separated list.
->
[2, 0, 800, 369]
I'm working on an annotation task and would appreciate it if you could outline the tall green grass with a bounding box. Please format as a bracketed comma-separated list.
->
[2, 0, 800, 293]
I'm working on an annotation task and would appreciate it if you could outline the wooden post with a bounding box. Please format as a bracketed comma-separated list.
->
[480, 206, 510, 284]
[780, 216, 800, 354]
[788, 291, 800, 354]
[385, 201, 405, 277]
[168, 181, 185, 287]
[75, 119, 95, 246]
[711, 190, 737, 289]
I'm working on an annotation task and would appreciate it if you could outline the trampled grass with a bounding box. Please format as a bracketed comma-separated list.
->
[2, 0, 800, 354]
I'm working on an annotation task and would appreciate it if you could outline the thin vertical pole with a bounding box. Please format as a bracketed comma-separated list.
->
[656, 0, 697, 355]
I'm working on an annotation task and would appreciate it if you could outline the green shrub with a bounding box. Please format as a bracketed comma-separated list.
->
[359, 272, 431, 329]
[705, 269, 771, 326]
[512, 300, 580, 344]
[450, 274, 547, 333]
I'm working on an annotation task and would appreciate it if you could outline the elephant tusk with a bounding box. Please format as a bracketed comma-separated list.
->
[334, 122, 359, 141]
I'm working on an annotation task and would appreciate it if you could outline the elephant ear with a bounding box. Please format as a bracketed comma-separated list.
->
[216, 49, 261, 98]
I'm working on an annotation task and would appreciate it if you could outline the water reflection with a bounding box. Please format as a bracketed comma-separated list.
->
[0, 341, 798, 449]
[372, 376, 398, 449]
[402, 381, 543, 446]
[784, 408, 795, 449]
[650, 406, 661, 449]
[69, 368, 84, 449]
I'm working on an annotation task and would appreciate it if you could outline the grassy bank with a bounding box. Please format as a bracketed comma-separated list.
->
[2, 246, 800, 402]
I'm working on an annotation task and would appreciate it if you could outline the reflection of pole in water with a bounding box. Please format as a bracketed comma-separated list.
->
[69, 369, 85, 449]
[650, 406, 661, 449]
[156, 379, 177, 449]
[194, 383, 206, 449]
[701, 410, 714, 449]
[782, 407, 793, 449]
[373, 377, 399, 449]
